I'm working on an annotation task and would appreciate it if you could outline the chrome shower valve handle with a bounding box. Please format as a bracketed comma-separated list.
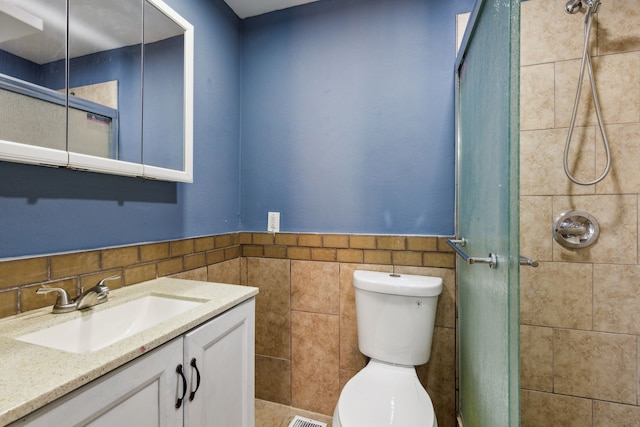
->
[552, 210, 600, 249]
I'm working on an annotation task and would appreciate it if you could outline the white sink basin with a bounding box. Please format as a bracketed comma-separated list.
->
[17, 295, 202, 354]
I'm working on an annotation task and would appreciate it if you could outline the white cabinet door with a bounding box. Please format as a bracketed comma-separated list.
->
[184, 298, 255, 427]
[13, 339, 184, 427]
[11, 299, 256, 427]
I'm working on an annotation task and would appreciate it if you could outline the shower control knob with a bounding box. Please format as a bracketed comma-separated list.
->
[552, 210, 599, 249]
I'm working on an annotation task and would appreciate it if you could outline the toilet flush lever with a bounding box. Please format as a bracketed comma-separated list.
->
[445, 238, 497, 269]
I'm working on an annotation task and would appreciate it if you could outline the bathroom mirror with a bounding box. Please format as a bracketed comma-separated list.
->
[0, 0, 193, 182]
[67, 0, 143, 167]
[0, 0, 67, 165]
[142, 0, 188, 176]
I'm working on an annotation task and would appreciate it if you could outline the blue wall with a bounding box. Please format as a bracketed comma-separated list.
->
[240, 0, 472, 235]
[0, 0, 242, 259]
[0, 0, 471, 259]
[0, 50, 40, 83]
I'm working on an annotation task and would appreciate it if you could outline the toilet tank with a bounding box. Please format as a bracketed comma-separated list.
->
[354, 270, 442, 366]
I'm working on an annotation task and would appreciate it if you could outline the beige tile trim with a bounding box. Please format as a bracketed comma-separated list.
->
[0, 232, 454, 318]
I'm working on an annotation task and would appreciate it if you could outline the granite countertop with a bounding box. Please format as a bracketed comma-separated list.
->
[0, 277, 258, 426]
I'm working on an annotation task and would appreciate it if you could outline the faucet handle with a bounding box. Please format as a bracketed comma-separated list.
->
[97, 274, 120, 291]
[36, 287, 76, 313]
[36, 287, 72, 304]
[88, 274, 120, 304]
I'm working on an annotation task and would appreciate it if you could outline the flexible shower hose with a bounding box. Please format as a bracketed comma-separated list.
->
[563, 3, 612, 185]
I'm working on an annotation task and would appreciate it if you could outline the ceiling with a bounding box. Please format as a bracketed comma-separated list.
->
[223, 0, 321, 19]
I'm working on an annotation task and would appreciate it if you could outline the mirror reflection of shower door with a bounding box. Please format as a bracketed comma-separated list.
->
[455, 0, 520, 426]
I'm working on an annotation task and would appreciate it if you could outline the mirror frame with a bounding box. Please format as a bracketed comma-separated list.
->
[0, 0, 194, 183]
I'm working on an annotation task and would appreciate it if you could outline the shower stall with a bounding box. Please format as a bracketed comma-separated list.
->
[455, 0, 639, 425]
[519, 0, 640, 425]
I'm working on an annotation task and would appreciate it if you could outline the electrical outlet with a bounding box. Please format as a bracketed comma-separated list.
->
[267, 212, 280, 233]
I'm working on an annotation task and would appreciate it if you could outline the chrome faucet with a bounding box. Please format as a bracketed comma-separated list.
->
[36, 275, 120, 313]
[76, 275, 115, 309]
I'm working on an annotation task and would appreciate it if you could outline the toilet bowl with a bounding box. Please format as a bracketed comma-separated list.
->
[333, 270, 442, 427]
[333, 361, 437, 427]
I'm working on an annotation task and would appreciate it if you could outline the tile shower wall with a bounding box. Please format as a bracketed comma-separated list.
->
[520, 0, 640, 424]
[0, 232, 457, 425]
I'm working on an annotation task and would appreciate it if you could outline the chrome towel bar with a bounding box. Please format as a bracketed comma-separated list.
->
[446, 239, 539, 269]
[445, 238, 497, 269]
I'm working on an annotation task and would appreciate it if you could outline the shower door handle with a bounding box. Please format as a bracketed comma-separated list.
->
[446, 239, 497, 269]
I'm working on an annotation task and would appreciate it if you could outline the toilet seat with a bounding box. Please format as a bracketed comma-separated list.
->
[335, 360, 437, 427]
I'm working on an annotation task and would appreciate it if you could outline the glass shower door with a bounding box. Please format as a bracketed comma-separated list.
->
[454, 0, 520, 426]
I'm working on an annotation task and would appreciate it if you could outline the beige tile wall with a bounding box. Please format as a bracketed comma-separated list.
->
[0, 232, 457, 425]
[239, 233, 457, 426]
[520, 0, 640, 424]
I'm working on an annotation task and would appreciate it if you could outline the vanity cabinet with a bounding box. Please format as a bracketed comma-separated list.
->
[184, 299, 255, 427]
[10, 298, 255, 427]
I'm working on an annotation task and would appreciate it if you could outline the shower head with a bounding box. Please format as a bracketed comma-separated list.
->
[565, 0, 582, 13]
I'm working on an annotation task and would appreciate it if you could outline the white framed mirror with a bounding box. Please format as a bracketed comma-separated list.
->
[0, 0, 193, 182]
[142, 0, 193, 182]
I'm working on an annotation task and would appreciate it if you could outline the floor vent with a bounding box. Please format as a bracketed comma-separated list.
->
[288, 415, 327, 427]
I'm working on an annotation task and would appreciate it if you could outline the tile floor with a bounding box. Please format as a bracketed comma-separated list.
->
[255, 399, 333, 427]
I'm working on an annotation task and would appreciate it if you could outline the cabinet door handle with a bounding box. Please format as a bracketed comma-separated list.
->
[189, 357, 201, 401]
[176, 364, 187, 409]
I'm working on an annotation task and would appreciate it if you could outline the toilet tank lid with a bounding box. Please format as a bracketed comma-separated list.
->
[353, 270, 442, 297]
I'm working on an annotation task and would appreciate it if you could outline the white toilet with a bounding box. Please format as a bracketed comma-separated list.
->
[333, 270, 443, 427]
